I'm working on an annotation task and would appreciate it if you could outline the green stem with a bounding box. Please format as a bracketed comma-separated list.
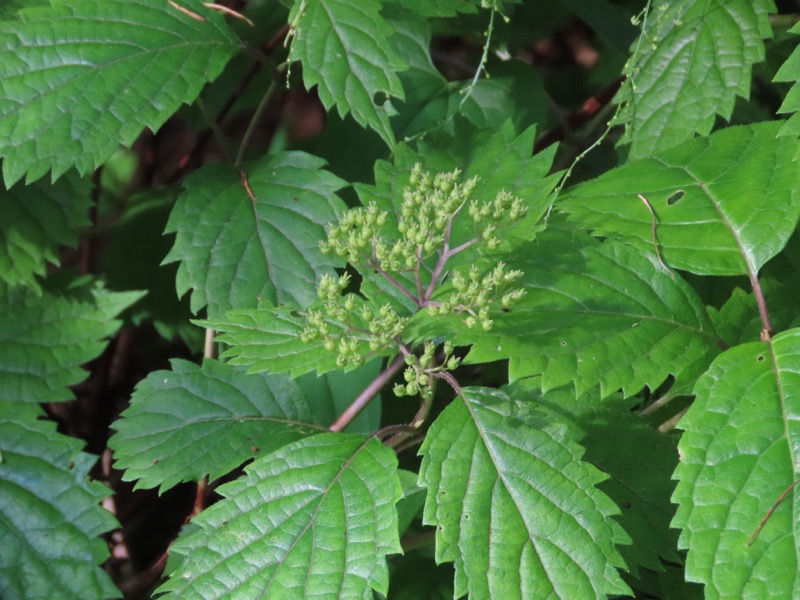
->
[196, 96, 233, 164]
[235, 77, 280, 166]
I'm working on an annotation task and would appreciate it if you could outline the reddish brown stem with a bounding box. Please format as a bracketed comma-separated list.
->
[329, 355, 406, 432]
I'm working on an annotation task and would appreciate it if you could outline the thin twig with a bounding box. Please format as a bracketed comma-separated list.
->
[370, 255, 421, 306]
[330, 355, 406, 432]
[637, 193, 674, 278]
[168, 0, 207, 21]
[196, 96, 233, 164]
[203, 3, 254, 26]
[459, 8, 495, 108]
[658, 407, 687, 433]
[749, 270, 774, 341]
[746, 479, 800, 546]
[235, 77, 281, 166]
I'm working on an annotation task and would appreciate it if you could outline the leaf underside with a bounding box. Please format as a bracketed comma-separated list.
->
[672, 328, 800, 598]
[0, 0, 239, 186]
[419, 386, 631, 599]
[158, 434, 402, 598]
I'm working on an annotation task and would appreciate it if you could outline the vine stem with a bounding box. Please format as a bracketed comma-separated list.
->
[329, 355, 406, 432]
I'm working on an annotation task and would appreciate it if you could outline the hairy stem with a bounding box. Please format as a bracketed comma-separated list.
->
[329, 355, 405, 432]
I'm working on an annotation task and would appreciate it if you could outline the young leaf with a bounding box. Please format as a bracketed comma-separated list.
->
[0, 0, 240, 186]
[110, 359, 323, 493]
[411, 231, 721, 397]
[158, 434, 402, 598]
[616, 0, 774, 158]
[0, 282, 143, 403]
[0, 401, 120, 599]
[672, 328, 800, 598]
[165, 153, 346, 317]
[288, 0, 406, 146]
[0, 172, 90, 291]
[204, 305, 346, 377]
[418, 386, 631, 598]
[774, 21, 800, 135]
[561, 122, 800, 276]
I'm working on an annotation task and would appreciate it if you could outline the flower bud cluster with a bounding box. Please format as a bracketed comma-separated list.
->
[393, 341, 461, 399]
[427, 261, 524, 330]
[319, 203, 389, 265]
[300, 272, 407, 368]
[468, 189, 527, 250]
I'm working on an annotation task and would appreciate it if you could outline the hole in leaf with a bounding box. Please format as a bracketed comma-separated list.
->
[757, 355, 765, 362]
[667, 190, 685, 205]
[373, 91, 388, 107]
[560, 340, 567, 346]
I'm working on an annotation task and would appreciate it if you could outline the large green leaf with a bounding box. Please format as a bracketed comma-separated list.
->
[0, 0, 240, 186]
[561, 122, 800, 276]
[418, 387, 630, 598]
[0, 401, 119, 599]
[615, 0, 774, 158]
[528, 382, 682, 576]
[774, 22, 800, 135]
[673, 328, 800, 598]
[164, 152, 347, 317]
[411, 231, 721, 397]
[0, 282, 143, 403]
[110, 359, 323, 493]
[158, 434, 402, 598]
[288, 0, 406, 146]
[0, 171, 90, 291]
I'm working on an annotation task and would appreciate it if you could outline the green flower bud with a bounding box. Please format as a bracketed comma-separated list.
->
[446, 356, 461, 370]
[404, 368, 416, 382]
[404, 353, 417, 366]
[406, 382, 419, 396]
[394, 383, 407, 397]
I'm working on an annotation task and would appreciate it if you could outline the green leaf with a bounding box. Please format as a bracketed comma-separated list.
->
[205, 305, 345, 377]
[0, 401, 120, 599]
[164, 152, 347, 317]
[528, 382, 682, 576]
[419, 387, 630, 598]
[389, 0, 477, 17]
[616, 0, 774, 158]
[0, 282, 143, 403]
[158, 434, 402, 598]
[672, 328, 800, 598]
[774, 22, 800, 135]
[110, 359, 323, 493]
[561, 122, 800, 276]
[0, 172, 90, 291]
[0, 0, 240, 186]
[411, 231, 721, 397]
[297, 358, 382, 432]
[396, 469, 426, 537]
[288, 0, 406, 146]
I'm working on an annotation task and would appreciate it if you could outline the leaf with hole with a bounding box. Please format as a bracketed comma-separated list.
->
[561, 122, 800, 276]
[672, 328, 800, 598]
